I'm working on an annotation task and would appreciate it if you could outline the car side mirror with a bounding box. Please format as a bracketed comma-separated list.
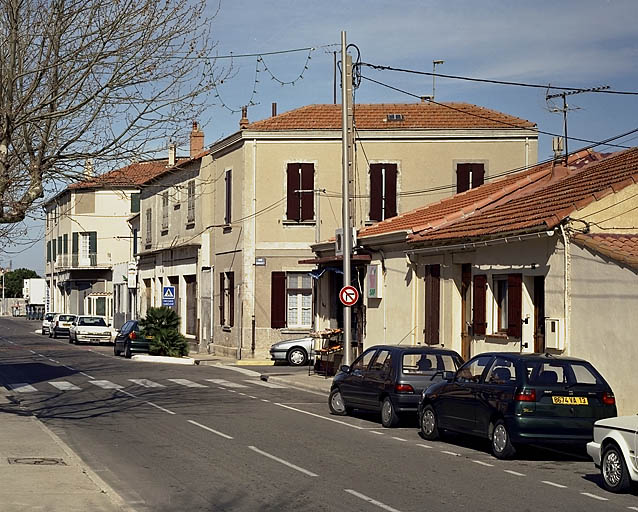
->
[340, 365, 350, 373]
[444, 371, 455, 381]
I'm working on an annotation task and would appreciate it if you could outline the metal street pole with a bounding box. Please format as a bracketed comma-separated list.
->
[340, 31, 353, 367]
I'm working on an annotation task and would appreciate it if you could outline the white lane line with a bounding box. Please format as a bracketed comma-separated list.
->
[248, 395, 258, 399]
[391, 437, 407, 442]
[248, 379, 287, 389]
[118, 389, 137, 398]
[48, 358, 58, 363]
[541, 481, 567, 489]
[417, 443, 433, 449]
[627, 507, 638, 511]
[248, 446, 318, 477]
[128, 379, 164, 388]
[369, 431, 384, 435]
[238, 392, 247, 396]
[504, 470, 526, 477]
[212, 363, 260, 377]
[275, 403, 365, 430]
[7, 383, 38, 393]
[344, 489, 402, 512]
[580, 492, 607, 501]
[63, 365, 75, 371]
[187, 420, 233, 440]
[29, 350, 36, 354]
[217, 387, 226, 390]
[205, 378, 248, 388]
[38, 354, 46, 358]
[167, 378, 207, 388]
[79, 372, 95, 379]
[227, 390, 237, 393]
[441, 450, 460, 456]
[146, 401, 176, 415]
[49, 381, 81, 391]
[261, 399, 270, 402]
[473, 460, 493, 467]
[89, 380, 123, 390]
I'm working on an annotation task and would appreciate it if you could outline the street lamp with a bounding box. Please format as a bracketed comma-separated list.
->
[432, 59, 445, 101]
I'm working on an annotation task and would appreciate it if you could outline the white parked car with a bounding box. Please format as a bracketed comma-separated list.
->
[69, 316, 112, 345]
[587, 415, 638, 493]
[41, 312, 59, 335]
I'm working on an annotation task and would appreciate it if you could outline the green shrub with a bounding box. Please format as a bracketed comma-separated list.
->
[138, 307, 188, 357]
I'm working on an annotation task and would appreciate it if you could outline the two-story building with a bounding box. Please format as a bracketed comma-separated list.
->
[202, 101, 538, 359]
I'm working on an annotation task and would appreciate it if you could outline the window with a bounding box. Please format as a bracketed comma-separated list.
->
[219, 271, 234, 327]
[492, 274, 523, 337]
[63, 234, 68, 254]
[270, 271, 312, 329]
[187, 180, 195, 223]
[369, 163, 397, 221]
[224, 169, 232, 225]
[132, 228, 138, 255]
[130, 193, 140, 213]
[424, 264, 440, 344]
[369, 350, 392, 372]
[286, 163, 314, 222]
[456, 355, 493, 383]
[161, 191, 169, 231]
[486, 358, 517, 385]
[52, 238, 57, 260]
[473, 274, 487, 335]
[494, 276, 508, 331]
[47, 241, 51, 262]
[79, 232, 96, 266]
[351, 349, 376, 373]
[145, 208, 152, 245]
[456, 163, 485, 193]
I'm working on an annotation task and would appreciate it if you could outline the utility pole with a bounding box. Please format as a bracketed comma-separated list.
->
[546, 85, 609, 162]
[341, 31, 354, 367]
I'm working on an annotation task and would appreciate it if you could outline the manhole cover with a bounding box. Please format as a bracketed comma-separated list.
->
[8, 457, 66, 466]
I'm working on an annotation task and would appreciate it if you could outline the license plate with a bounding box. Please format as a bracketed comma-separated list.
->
[552, 396, 588, 405]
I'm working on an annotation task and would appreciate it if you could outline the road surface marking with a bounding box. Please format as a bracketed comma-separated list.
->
[38, 354, 46, 358]
[344, 489, 402, 512]
[146, 401, 176, 415]
[248, 395, 258, 399]
[261, 399, 270, 402]
[275, 403, 365, 430]
[580, 492, 607, 501]
[238, 392, 247, 396]
[627, 507, 638, 511]
[248, 379, 287, 389]
[7, 383, 37, 393]
[205, 379, 248, 388]
[63, 365, 75, 371]
[392, 437, 407, 442]
[49, 381, 81, 391]
[541, 481, 567, 489]
[167, 378, 206, 388]
[369, 431, 384, 435]
[212, 363, 260, 377]
[441, 450, 460, 456]
[227, 390, 237, 393]
[48, 358, 58, 363]
[79, 372, 94, 379]
[248, 446, 318, 477]
[89, 380, 123, 390]
[504, 470, 526, 477]
[118, 389, 137, 398]
[473, 460, 493, 467]
[188, 420, 233, 440]
[417, 443, 433, 449]
[128, 379, 165, 388]
[29, 350, 36, 354]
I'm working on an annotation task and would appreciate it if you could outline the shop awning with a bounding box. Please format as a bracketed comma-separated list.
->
[298, 254, 372, 265]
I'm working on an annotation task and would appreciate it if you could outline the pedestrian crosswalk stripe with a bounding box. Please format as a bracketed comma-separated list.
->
[168, 378, 207, 388]
[89, 380, 123, 390]
[128, 379, 165, 388]
[7, 383, 37, 393]
[246, 380, 287, 389]
[49, 381, 81, 391]
[205, 379, 248, 388]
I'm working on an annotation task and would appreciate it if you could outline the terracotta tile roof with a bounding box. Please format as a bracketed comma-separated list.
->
[409, 147, 638, 243]
[572, 233, 638, 269]
[246, 103, 536, 131]
[358, 150, 602, 239]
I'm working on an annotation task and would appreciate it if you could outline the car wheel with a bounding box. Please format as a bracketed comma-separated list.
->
[124, 342, 132, 359]
[328, 388, 349, 416]
[492, 419, 516, 459]
[287, 347, 308, 366]
[420, 405, 440, 440]
[381, 397, 400, 428]
[601, 443, 631, 493]
[52, 329, 57, 339]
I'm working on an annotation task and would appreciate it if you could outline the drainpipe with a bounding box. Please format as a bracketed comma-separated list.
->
[559, 224, 570, 354]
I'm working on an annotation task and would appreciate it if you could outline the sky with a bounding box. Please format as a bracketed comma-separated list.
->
[5, 0, 638, 275]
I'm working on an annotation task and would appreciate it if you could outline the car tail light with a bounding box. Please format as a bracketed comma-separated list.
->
[515, 388, 536, 402]
[394, 383, 414, 394]
[602, 392, 615, 406]
[129, 331, 137, 340]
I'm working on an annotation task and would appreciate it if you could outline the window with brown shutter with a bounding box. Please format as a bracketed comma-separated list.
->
[507, 274, 522, 338]
[224, 170, 232, 225]
[457, 163, 485, 193]
[424, 264, 440, 344]
[369, 163, 398, 222]
[473, 274, 487, 335]
[219, 272, 225, 326]
[271, 272, 286, 328]
[228, 272, 234, 327]
[286, 163, 314, 222]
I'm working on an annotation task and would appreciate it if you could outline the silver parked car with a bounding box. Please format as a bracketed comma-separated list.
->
[269, 337, 314, 366]
[41, 312, 59, 335]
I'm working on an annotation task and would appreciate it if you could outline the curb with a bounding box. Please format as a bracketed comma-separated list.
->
[234, 360, 274, 366]
[130, 355, 195, 365]
[262, 374, 332, 396]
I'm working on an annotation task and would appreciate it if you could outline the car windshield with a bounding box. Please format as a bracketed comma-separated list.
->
[78, 317, 107, 327]
[526, 361, 603, 386]
[59, 315, 75, 322]
[402, 353, 458, 375]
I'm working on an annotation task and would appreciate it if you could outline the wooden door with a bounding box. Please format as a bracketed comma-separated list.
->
[533, 276, 545, 353]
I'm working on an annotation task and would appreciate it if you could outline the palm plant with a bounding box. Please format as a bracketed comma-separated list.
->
[138, 307, 188, 357]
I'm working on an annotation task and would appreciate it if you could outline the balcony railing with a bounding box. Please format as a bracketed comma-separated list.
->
[71, 253, 98, 267]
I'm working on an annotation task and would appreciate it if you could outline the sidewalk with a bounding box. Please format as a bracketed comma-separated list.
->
[0, 392, 130, 512]
[260, 369, 334, 395]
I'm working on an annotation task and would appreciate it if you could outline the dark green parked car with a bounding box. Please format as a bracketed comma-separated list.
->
[418, 352, 617, 459]
[113, 320, 150, 359]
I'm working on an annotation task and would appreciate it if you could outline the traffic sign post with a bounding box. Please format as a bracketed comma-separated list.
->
[162, 286, 175, 307]
[339, 285, 359, 307]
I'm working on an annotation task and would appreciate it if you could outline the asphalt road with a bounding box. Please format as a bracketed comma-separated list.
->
[1, 317, 637, 512]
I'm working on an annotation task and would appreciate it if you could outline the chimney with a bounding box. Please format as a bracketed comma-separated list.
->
[168, 143, 176, 167]
[271, 102, 277, 117]
[83, 158, 94, 178]
[239, 106, 249, 130]
[190, 121, 204, 158]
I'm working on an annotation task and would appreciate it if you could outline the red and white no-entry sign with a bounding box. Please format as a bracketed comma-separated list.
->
[339, 285, 360, 307]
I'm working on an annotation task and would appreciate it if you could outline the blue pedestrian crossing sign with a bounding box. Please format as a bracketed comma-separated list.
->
[162, 286, 175, 307]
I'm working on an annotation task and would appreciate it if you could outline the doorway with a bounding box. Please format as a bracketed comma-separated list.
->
[533, 276, 545, 352]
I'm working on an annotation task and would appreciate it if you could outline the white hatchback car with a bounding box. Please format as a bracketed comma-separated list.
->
[587, 415, 638, 493]
[69, 316, 112, 345]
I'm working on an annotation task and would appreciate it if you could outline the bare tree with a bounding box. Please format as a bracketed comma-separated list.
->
[0, 0, 227, 223]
